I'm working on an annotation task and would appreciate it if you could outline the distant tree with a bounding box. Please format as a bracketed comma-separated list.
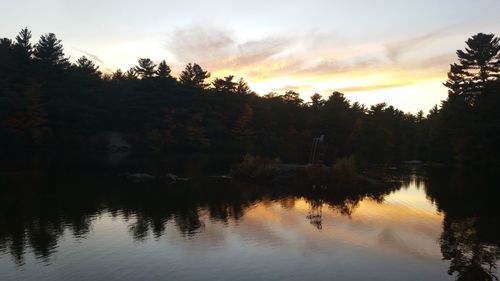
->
[445, 33, 500, 102]
[135, 58, 156, 79]
[310, 93, 325, 109]
[232, 103, 254, 138]
[75, 56, 100, 77]
[14, 28, 32, 61]
[4, 79, 51, 144]
[33, 33, 68, 67]
[282, 90, 303, 105]
[0, 38, 12, 68]
[212, 75, 237, 93]
[125, 68, 138, 80]
[112, 69, 125, 80]
[263, 92, 280, 99]
[179, 63, 210, 88]
[156, 60, 172, 79]
[235, 78, 253, 95]
[0, 38, 12, 48]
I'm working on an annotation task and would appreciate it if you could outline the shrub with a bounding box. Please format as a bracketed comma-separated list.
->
[231, 154, 280, 180]
[332, 156, 358, 185]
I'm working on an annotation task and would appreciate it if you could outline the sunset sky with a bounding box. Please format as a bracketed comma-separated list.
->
[2, 0, 500, 113]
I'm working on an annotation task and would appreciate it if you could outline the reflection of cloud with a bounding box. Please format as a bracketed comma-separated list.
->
[73, 47, 104, 64]
[377, 227, 434, 261]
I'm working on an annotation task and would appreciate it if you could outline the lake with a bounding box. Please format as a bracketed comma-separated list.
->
[0, 168, 498, 281]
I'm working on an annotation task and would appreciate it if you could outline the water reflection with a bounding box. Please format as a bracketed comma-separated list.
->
[0, 169, 498, 281]
[425, 169, 500, 281]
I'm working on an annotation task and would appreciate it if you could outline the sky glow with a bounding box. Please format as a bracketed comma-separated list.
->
[2, 0, 500, 112]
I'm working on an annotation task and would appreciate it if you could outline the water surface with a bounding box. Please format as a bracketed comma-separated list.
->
[0, 169, 498, 281]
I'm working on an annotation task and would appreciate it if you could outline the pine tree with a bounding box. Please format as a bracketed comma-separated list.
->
[179, 63, 210, 88]
[444, 33, 500, 102]
[14, 28, 32, 61]
[135, 58, 156, 79]
[75, 56, 100, 76]
[112, 69, 125, 81]
[235, 78, 252, 95]
[125, 68, 138, 80]
[157, 60, 172, 78]
[212, 75, 236, 93]
[310, 93, 325, 109]
[283, 90, 303, 105]
[33, 33, 68, 67]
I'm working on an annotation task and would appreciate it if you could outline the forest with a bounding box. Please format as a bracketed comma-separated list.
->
[0, 29, 499, 171]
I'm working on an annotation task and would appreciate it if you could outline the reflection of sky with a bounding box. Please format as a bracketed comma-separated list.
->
[2, 0, 500, 112]
[0, 184, 456, 281]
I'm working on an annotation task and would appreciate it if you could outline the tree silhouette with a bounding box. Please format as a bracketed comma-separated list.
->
[75, 56, 100, 77]
[310, 93, 325, 109]
[14, 27, 32, 61]
[33, 33, 68, 67]
[157, 60, 172, 79]
[445, 33, 500, 102]
[179, 63, 210, 88]
[112, 69, 125, 80]
[213, 75, 237, 93]
[0, 28, 498, 168]
[125, 68, 138, 80]
[235, 78, 252, 95]
[282, 90, 303, 105]
[135, 58, 156, 79]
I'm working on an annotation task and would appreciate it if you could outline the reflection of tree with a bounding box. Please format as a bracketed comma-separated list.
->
[0, 172, 398, 263]
[425, 169, 500, 281]
[440, 217, 499, 281]
[306, 199, 323, 230]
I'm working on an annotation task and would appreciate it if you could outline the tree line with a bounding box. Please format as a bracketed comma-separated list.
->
[0, 28, 499, 170]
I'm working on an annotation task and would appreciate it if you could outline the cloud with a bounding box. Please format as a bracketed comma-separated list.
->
[166, 25, 234, 63]
[298, 57, 381, 76]
[276, 84, 314, 93]
[230, 37, 290, 66]
[385, 28, 451, 63]
[413, 53, 454, 70]
[166, 25, 290, 70]
[335, 81, 414, 93]
[72, 47, 103, 64]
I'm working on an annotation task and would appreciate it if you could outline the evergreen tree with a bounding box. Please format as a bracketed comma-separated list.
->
[235, 78, 252, 95]
[112, 69, 125, 81]
[33, 33, 68, 67]
[0, 38, 13, 78]
[135, 58, 156, 79]
[282, 90, 303, 105]
[14, 28, 32, 61]
[310, 93, 325, 109]
[212, 75, 237, 93]
[75, 56, 100, 77]
[125, 68, 138, 80]
[157, 60, 172, 78]
[179, 63, 210, 88]
[445, 33, 500, 102]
